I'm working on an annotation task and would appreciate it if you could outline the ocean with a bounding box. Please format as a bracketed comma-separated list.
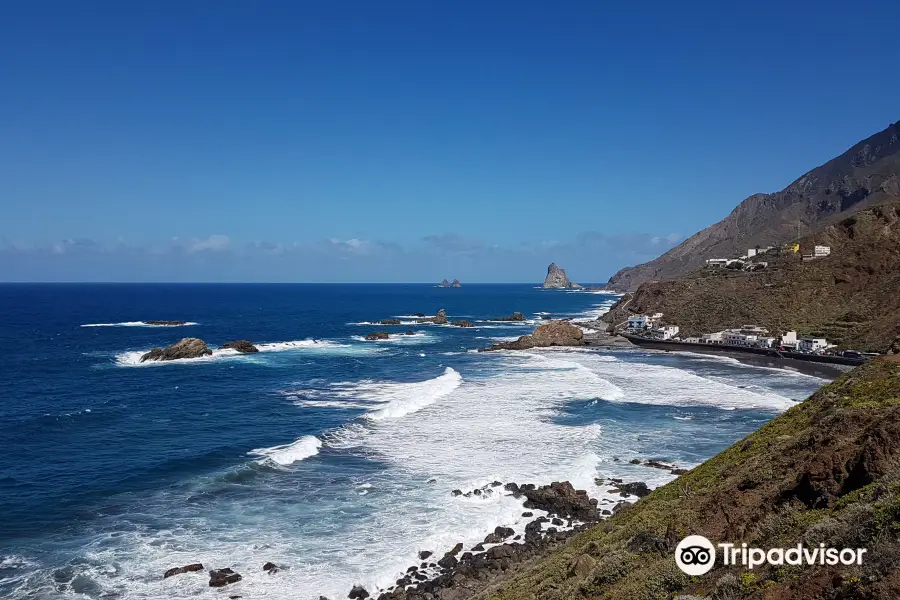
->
[0, 283, 827, 599]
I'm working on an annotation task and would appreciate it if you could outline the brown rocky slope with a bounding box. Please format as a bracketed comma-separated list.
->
[473, 356, 900, 600]
[607, 121, 900, 291]
[601, 203, 900, 352]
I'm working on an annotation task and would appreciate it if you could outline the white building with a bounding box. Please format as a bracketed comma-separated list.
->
[706, 258, 730, 268]
[798, 338, 828, 353]
[723, 330, 758, 347]
[740, 325, 769, 335]
[701, 331, 724, 344]
[780, 331, 799, 349]
[651, 325, 680, 340]
[627, 315, 650, 330]
[814, 245, 831, 258]
[755, 337, 777, 348]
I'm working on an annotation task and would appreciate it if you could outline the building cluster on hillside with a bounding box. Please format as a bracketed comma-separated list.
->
[704, 243, 830, 271]
[625, 315, 839, 355]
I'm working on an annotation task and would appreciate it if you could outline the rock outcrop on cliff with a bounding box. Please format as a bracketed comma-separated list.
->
[140, 338, 213, 362]
[606, 120, 900, 291]
[480, 320, 583, 351]
[543, 263, 582, 289]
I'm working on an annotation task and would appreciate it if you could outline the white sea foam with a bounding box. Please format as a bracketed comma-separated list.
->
[248, 436, 322, 466]
[114, 339, 374, 367]
[526, 349, 796, 410]
[363, 367, 462, 420]
[15, 342, 823, 600]
[350, 331, 435, 345]
[81, 321, 199, 328]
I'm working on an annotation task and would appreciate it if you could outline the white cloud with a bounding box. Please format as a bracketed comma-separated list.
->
[188, 234, 230, 252]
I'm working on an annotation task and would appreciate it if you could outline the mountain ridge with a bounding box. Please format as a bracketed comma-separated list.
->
[607, 120, 900, 291]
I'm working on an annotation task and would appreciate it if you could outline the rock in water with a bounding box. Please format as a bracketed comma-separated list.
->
[220, 340, 259, 353]
[417, 309, 448, 325]
[521, 481, 599, 521]
[140, 338, 213, 362]
[490, 312, 526, 322]
[451, 279, 462, 287]
[209, 568, 242, 587]
[378, 319, 401, 325]
[452, 320, 474, 327]
[542, 262, 582, 289]
[438, 279, 451, 287]
[164, 563, 203, 578]
[348, 585, 369, 599]
[364, 331, 390, 340]
[614, 481, 651, 498]
[144, 320, 187, 326]
[479, 320, 584, 352]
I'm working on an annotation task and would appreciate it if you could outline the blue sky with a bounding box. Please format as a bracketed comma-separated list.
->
[1, 0, 898, 282]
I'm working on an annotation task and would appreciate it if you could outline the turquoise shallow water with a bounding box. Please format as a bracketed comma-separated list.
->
[0, 283, 826, 599]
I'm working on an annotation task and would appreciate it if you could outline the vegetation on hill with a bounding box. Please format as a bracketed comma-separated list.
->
[476, 357, 900, 600]
[601, 203, 900, 352]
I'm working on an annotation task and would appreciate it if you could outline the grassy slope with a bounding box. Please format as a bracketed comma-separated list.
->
[479, 357, 900, 600]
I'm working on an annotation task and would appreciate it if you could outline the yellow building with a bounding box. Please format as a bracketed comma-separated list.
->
[784, 242, 800, 253]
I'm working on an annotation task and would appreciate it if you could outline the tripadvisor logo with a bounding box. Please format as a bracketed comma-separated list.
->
[675, 535, 868, 575]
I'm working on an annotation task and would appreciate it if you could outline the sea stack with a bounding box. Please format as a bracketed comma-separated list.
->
[543, 263, 582, 289]
[451, 279, 461, 287]
[438, 279, 451, 287]
[140, 338, 213, 362]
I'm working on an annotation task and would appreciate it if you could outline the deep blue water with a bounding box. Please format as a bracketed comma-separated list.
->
[0, 284, 827, 599]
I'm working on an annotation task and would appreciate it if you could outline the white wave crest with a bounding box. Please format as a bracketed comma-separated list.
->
[81, 321, 199, 328]
[114, 339, 371, 367]
[355, 368, 463, 421]
[248, 436, 322, 466]
[351, 332, 434, 345]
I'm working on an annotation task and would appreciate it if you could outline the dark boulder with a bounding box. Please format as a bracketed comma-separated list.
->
[417, 309, 448, 325]
[452, 320, 474, 327]
[262, 562, 278, 573]
[364, 331, 390, 341]
[483, 526, 515, 544]
[141, 338, 213, 362]
[615, 482, 651, 498]
[348, 585, 370, 599]
[209, 568, 242, 587]
[220, 340, 259, 353]
[144, 320, 187, 326]
[164, 563, 203, 578]
[418, 550, 432, 560]
[405, 330, 415, 335]
[489, 312, 526, 322]
[521, 481, 599, 521]
[437, 554, 458, 569]
[379, 319, 401, 325]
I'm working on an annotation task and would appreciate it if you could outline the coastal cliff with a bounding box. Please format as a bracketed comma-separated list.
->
[607, 121, 900, 291]
[461, 357, 900, 600]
